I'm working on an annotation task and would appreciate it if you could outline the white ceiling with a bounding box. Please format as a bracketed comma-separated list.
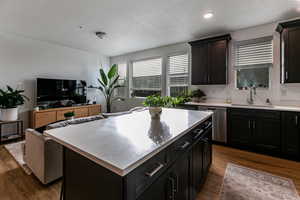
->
[0, 0, 300, 56]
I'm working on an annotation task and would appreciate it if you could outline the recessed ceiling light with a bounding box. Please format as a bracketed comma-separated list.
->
[203, 12, 214, 19]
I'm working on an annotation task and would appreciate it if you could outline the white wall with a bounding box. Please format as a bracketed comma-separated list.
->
[0, 32, 109, 130]
[110, 21, 300, 111]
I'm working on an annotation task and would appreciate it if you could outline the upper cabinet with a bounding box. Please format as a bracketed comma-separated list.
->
[277, 19, 300, 83]
[189, 34, 231, 85]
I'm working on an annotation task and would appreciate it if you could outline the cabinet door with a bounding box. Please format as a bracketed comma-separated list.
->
[202, 129, 212, 175]
[253, 118, 281, 154]
[283, 27, 300, 83]
[209, 40, 227, 84]
[137, 154, 189, 200]
[191, 44, 209, 85]
[282, 112, 300, 159]
[136, 172, 171, 200]
[190, 140, 204, 200]
[228, 114, 253, 148]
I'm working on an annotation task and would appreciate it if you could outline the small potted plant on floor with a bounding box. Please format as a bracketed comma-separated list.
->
[64, 111, 75, 120]
[0, 86, 29, 121]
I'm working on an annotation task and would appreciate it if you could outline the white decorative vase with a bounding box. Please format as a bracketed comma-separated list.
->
[149, 107, 162, 119]
[0, 108, 18, 121]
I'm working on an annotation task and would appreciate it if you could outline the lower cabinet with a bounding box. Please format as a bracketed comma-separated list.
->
[136, 119, 213, 200]
[282, 112, 300, 159]
[137, 153, 189, 200]
[228, 109, 300, 161]
[228, 109, 281, 155]
[190, 128, 212, 200]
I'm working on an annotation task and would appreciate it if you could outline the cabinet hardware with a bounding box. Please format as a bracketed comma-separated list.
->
[286, 71, 288, 81]
[194, 129, 204, 139]
[296, 115, 298, 126]
[201, 138, 209, 143]
[168, 177, 175, 200]
[170, 173, 178, 193]
[145, 163, 164, 177]
[180, 141, 190, 150]
[205, 122, 212, 129]
[248, 120, 251, 129]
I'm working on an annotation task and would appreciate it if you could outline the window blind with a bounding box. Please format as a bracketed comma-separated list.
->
[168, 54, 189, 96]
[117, 63, 127, 97]
[132, 58, 162, 94]
[235, 37, 273, 69]
[118, 63, 127, 80]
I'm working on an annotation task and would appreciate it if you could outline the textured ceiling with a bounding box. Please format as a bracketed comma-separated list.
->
[0, 0, 299, 56]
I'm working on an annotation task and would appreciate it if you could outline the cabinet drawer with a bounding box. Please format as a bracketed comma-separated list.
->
[57, 109, 74, 121]
[74, 108, 89, 118]
[127, 150, 168, 198]
[254, 110, 280, 120]
[89, 105, 101, 116]
[35, 111, 57, 128]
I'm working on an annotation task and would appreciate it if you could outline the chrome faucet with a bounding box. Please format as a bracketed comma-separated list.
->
[247, 86, 256, 105]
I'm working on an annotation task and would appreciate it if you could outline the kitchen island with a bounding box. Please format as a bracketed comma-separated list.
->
[45, 108, 213, 200]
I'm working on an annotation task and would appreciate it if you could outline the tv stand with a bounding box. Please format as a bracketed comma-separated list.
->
[30, 104, 101, 129]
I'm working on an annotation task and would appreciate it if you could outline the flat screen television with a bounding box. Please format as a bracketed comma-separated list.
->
[37, 78, 87, 106]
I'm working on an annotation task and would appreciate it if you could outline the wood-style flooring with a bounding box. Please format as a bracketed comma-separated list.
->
[0, 144, 299, 200]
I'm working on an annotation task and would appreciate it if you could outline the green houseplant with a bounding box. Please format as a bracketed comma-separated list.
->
[0, 86, 29, 121]
[143, 95, 190, 119]
[95, 64, 123, 113]
[64, 111, 75, 120]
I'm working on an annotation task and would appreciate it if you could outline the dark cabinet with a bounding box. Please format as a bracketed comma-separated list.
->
[277, 19, 300, 83]
[190, 125, 212, 200]
[190, 137, 204, 200]
[189, 35, 231, 85]
[228, 114, 253, 148]
[228, 109, 281, 155]
[191, 44, 209, 85]
[202, 128, 212, 175]
[137, 153, 189, 200]
[282, 112, 300, 159]
[254, 117, 281, 153]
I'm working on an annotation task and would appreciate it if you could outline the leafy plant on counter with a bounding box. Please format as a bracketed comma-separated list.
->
[0, 86, 29, 109]
[190, 89, 206, 98]
[143, 95, 191, 108]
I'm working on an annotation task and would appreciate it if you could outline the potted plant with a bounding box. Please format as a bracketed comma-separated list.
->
[143, 95, 165, 119]
[64, 111, 75, 120]
[91, 64, 123, 113]
[0, 86, 29, 121]
[190, 89, 206, 102]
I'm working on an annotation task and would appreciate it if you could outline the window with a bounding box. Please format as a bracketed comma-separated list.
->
[235, 37, 273, 88]
[116, 63, 127, 97]
[132, 58, 162, 97]
[167, 54, 189, 97]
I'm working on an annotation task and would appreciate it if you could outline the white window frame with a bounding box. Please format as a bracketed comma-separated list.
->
[130, 56, 163, 98]
[234, 36, 273, 89]
[166, 52, 190, 97]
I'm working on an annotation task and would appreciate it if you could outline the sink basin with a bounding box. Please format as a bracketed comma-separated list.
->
[231, 103, 274, 108]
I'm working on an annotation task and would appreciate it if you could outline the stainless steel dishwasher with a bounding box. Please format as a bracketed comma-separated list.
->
[198, 106, 227, 143]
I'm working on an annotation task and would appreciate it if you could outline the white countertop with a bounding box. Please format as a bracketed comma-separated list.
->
[186, 102, 300, 112]
[44, 108, 213, 176]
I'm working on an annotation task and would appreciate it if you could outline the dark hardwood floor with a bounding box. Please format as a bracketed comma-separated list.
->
[0, 144, 299, 200]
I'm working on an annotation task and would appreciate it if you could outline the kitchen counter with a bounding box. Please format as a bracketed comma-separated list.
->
[186, 102, 300, 112]
[45, 108, 213, 176]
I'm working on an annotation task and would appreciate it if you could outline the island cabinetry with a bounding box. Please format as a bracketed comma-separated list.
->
[61, 117, 213, 200]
